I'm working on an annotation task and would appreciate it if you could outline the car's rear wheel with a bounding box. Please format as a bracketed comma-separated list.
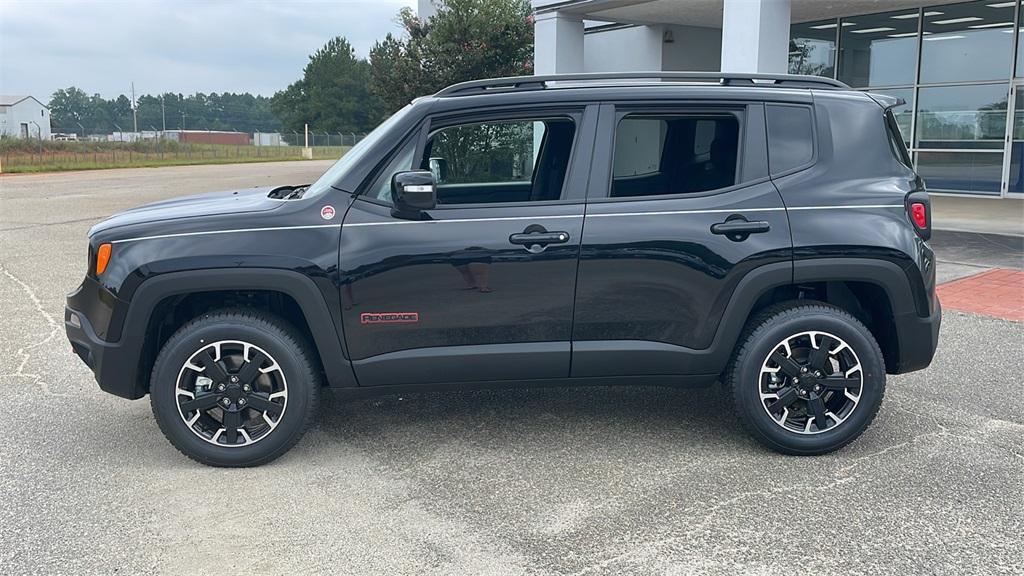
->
[725, 302, 885, 455]
[150, 309, 320, 467]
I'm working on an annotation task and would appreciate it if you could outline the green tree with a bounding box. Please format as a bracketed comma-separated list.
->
[369, 0, 534, 114]
[49, 87, 281, 136]
[271, 36, 385, 136]
[48, 87, 91, 134]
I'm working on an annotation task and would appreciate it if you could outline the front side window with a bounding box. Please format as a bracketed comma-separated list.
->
[423, 117, 576, 205]
[611, 114, 740, 197]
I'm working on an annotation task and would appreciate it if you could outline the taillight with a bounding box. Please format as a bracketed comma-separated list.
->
[911, 202, 927, 229]
[906, 192, 931, 241]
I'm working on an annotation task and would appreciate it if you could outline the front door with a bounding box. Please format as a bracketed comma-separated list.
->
[572, 102, 793, 376]
[340, 106, 596, 386]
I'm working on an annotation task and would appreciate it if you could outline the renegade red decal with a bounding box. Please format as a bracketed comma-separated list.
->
[360, 312, 420, 325]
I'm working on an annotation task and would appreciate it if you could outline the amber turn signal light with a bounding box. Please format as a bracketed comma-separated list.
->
[95, 243, 112, 275]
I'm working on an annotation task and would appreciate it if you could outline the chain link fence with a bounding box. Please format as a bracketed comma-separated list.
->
[0, 131, 366, 173]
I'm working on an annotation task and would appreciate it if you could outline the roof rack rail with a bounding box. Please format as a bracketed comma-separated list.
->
[434, 72, 850, 97]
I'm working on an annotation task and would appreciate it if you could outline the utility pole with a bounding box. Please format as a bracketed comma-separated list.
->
[161, 95, 166, 132]
[131, 82, 138, 134]
[181, 111, 186, 131]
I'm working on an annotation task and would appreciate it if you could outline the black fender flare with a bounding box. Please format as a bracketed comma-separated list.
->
[121, 268, 356, 396]
[703, 257, 920, 374]
[792, 257, 921, 314]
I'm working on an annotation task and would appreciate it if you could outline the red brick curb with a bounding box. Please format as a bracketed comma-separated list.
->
[936, 268, 1024, 322]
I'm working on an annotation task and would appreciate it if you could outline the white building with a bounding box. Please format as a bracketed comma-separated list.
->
[0, 95, 51, 140]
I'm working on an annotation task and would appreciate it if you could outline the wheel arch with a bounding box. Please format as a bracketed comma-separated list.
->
[122, 268, 355, 399]
[720, 258, 922, 375]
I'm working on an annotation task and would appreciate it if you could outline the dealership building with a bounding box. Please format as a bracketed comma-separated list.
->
[529, 0, 1023, 204]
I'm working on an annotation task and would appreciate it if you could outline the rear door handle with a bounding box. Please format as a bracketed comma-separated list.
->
[710, 220, 770, 235]
[710, 218, 770, 241]
[509, 231, 570, 245]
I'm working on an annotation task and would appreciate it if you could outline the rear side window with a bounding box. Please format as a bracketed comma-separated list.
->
[766, 104, 814, 175]
[611, 114, 740, 197]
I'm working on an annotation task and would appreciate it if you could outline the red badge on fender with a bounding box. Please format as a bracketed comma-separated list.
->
[321, 205, 336, 220]
[360, 312, 419, 325]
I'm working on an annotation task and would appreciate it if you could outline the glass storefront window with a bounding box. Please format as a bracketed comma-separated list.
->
[789, 20, 837, 77]
[916, 84, 1010, 149]
[920, 0, 1016, 84]
[869, 88, 915, 145]
[838, 9, 919, 88]
[916, 151, 1005, 194]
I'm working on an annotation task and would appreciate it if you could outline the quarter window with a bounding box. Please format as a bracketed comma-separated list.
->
[610, 114, 740, 197]
[766, 104, 815, 174]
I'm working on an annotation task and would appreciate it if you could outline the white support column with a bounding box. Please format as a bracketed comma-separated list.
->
[720, 0, 791, 74]
[533, 11, 584, 75]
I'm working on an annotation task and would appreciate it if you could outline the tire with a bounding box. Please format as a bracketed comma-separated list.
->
[150, 308, 321, 467]
[725, 301, 885, 455]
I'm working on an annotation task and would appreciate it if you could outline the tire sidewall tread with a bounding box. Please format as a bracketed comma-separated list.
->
[149, 308, 321, 467]
[725, 301, 886, 456]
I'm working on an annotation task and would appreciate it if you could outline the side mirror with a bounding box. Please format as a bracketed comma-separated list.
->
[390, 170, 437, 217]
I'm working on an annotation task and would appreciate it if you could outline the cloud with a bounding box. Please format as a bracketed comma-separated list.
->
[0, 0, 416, 100]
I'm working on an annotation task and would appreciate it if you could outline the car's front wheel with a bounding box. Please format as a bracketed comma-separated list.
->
[150, 309, 320, 467]
[726, 302, 886, 455]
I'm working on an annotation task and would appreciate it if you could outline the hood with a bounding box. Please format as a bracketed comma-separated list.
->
[89, 186, 286, 237]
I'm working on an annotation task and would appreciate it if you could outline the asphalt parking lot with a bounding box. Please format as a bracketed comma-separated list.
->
[1, 162, 1022, 575]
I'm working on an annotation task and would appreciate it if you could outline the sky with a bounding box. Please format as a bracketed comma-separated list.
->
[0, 0, 417, 101]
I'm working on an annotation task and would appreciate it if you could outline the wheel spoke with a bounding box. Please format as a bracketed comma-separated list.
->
[223, 410, 241, 444]
[245, 393, 284, 417]
[808, 396, 829, 431]
[808, 335, 834, 370]
[765, 387, 798, 414]
[236, 350, 266, 384]
[770, 351, 803, 377]
[196, 348, 230, 384]
[821, 376, 860, 390]
[179, 393, 220, 414]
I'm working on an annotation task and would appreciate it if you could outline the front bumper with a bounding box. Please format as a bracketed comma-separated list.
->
[893, 297, 942, 374]
[66, 278, 144, 400]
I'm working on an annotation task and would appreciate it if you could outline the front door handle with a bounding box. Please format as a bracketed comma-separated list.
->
[509, 225, 570, 253]
[710, 218, 770, 241]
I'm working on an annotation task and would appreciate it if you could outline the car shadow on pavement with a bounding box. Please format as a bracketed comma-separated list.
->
[312, 384, 752, 456]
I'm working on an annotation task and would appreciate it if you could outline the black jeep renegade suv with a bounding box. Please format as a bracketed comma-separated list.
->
[66, 72, 941, 467]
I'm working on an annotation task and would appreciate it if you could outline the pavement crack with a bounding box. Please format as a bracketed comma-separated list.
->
[0, 263, 69, 397]
[569, 420, 992, 576]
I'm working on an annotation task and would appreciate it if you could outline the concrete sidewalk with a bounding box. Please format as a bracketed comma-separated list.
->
[932, 195, 1023, 237]
[928, 196, 1023, 285]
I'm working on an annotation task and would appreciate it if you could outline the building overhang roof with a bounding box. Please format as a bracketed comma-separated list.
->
[534, 0, 943, 26]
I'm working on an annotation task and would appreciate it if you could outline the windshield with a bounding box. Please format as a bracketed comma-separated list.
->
[306, 104, 414, 196]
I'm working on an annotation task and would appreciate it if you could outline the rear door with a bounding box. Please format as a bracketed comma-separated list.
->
[572, 101, 794, 377]
[340, 105, 597, 386]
